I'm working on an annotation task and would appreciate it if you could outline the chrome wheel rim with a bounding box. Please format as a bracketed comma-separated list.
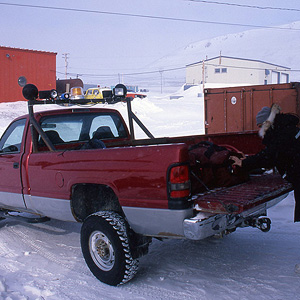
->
[89, 230, 115, 271]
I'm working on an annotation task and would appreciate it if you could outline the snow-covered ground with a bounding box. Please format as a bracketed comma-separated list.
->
[0, 87, 299, 300]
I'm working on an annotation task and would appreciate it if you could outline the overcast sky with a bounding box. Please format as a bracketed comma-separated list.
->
[1, 0, 300, 86]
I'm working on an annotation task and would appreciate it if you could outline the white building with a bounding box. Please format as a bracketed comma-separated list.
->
[186, 56, 290, 88]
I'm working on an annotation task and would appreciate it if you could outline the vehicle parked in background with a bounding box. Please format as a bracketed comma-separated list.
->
[85, 87, 113, 100]
[126, 91, 147, 99]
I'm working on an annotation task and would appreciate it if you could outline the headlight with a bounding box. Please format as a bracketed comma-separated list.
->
[39, 89, 58, 100]
[50, 89, 58, 99]
[60, 92, 70, 100]
[114, 84, 127, 97]
[22, 84, 39, 101]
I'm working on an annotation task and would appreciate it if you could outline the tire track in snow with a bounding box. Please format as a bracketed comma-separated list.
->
[121, 282, 198, 300]
[6, 226, 197, 299]
[7, 226, 91, 277]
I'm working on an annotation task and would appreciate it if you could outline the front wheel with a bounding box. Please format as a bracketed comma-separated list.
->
[80, 211, 139, 286]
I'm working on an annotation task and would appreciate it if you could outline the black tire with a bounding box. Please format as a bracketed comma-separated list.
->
[80, 211, 139, 286]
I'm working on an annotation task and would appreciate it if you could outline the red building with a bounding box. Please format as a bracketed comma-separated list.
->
[0, 46, 57, 102]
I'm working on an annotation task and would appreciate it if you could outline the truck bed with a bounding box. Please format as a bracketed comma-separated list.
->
[193, 174, 293, 214]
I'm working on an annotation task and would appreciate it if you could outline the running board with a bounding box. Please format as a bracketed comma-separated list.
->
[0, 210, 50, 223]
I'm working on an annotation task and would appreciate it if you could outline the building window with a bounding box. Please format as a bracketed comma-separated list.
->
[215, 68, 227, 74]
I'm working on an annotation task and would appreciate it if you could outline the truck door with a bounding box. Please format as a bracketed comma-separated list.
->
[0, 118, 27, 209]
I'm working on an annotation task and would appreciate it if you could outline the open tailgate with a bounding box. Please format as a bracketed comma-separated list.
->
[193, 174, 293, 214]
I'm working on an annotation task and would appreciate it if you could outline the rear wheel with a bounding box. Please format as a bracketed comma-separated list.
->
[80, 211, 139, 286]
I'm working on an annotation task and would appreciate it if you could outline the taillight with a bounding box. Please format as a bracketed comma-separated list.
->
[168, 164, 190, 200]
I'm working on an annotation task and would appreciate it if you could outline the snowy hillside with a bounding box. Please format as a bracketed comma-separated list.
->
[152, 21, 300, 83]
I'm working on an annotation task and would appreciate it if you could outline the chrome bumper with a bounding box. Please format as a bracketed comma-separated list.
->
[183, 193, 289, 240]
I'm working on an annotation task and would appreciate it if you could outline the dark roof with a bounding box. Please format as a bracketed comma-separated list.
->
[186, 55, 290, 69]
[56, 79, 84, 93]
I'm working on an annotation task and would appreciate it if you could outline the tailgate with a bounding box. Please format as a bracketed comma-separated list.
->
[192, 174, 293, 214]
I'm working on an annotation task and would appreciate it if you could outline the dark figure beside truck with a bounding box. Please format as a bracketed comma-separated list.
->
[232, 104, 300, 222]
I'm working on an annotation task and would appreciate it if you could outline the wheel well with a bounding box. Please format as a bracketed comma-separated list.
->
[71, 184, 123, 222]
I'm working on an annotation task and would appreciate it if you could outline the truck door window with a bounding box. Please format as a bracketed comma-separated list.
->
[0, 118, 26, 153]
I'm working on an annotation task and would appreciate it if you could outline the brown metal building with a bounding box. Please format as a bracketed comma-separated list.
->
[0, 46, 57, 102]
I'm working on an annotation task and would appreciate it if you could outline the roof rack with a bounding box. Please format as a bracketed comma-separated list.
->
[22, 83, 154, 152]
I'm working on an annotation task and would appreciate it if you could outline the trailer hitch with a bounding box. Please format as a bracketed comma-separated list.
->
[246, 216, 271, 232]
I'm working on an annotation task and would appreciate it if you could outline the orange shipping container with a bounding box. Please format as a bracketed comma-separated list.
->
[204, 82, 300, 134]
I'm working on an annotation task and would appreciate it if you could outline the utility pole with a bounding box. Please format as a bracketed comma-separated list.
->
[202, 59, 205, 92]
[159, 70, 163, 94]
[62, 53, 70, 79]
[118, 73, 124, 83]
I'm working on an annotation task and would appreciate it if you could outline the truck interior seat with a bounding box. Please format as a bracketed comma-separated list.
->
[93, 126, 114, 139]
[39, 130, 64, 146]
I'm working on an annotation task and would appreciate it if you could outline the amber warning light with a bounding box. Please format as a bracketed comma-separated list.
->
[70, 87, 84, 100]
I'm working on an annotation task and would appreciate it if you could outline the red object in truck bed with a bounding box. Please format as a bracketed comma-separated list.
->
[194, 174, 293, 214]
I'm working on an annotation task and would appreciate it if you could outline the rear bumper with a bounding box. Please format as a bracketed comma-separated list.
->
[183, 192, 289, 240]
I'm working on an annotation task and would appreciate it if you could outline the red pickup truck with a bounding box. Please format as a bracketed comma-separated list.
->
[0, 84, 293, 286]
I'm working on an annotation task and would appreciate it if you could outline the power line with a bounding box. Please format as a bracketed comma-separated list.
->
[56, 66, 186, 78]
[0, 2, 300, 31]
[56, 63, 300, 81]
[186, 0, 300, 12]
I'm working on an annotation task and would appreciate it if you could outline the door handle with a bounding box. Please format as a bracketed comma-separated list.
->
[13, 162, 19, 169]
